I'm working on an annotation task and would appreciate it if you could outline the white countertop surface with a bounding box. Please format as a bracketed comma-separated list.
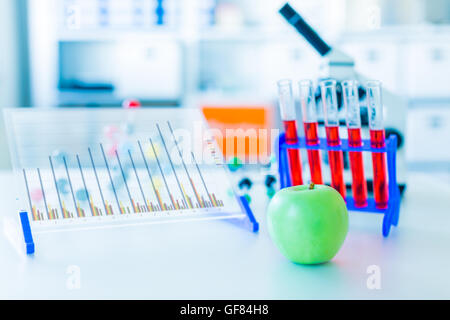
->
[0, 170, 449, 299]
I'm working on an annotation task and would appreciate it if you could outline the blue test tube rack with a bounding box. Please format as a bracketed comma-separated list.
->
[277, 133, 401, 237]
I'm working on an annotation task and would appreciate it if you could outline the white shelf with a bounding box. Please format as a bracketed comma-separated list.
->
[57, 28, 181, 42]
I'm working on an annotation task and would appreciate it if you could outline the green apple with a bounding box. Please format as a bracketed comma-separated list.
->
[267, 183, 348, 264]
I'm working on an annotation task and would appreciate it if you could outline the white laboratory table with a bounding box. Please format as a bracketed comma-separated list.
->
[0, 170, 449, 299]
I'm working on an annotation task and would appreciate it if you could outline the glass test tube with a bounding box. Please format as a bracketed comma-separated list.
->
[299, 80, 323, 184]
[277, 79, 303, 186]
[342, 80, 368, 207]
[320, 80, 346, 198]
[367, 80, 388, 209]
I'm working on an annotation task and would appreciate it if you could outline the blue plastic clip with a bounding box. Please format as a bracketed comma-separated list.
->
[277, 133, 401, 237]
[19, 211, 35, 254]
[239, 195, 259, 232]
[155, 0, 164, 25]
[226, 195, 259, 232]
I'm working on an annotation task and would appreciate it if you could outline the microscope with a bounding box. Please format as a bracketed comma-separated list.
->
[279, 3, 406, 191]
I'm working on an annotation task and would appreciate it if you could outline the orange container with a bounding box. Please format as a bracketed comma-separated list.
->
[202, 105, 274, 164]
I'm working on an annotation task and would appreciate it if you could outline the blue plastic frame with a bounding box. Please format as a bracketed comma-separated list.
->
[239, 195, 259, 232]
[19, 211, 35, 254]
[277, 133, 401, 237]
[18, 195, 257, 255]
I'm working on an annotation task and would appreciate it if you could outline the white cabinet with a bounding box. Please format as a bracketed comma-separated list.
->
[259, 41, 321, 98]
[340, 40, 401, 92]
[404, 40, 450, 98]
[406, 107, 450, 163]
[115, 40, 182, 100]
[340, 33, 450, 99]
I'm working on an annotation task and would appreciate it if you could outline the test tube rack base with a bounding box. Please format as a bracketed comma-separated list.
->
[277, 133, 401, 237]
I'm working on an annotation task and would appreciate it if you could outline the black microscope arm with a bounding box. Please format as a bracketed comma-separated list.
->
[279, 3, 332, 57]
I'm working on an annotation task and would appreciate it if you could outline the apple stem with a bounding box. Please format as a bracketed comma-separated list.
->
[309, 182, 314, 190]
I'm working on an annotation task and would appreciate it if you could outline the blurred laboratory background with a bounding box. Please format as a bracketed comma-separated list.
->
[0, 0, 449, 174]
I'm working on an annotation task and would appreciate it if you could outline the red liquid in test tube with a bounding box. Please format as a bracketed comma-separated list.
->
[367, 81, 389, 209]
[325, 125, 346, 197]
[343, 80, 367, 207]
[299, 80, 323, 184]
[348, 128, 368, 206]
[283, 120, 303, 185]
[278, 80, 303, 186]
[320, 80, 346, 198]
[304, 122, 323, 184]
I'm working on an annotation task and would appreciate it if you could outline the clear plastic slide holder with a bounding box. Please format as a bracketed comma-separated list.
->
[4, 108, 248, 236]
